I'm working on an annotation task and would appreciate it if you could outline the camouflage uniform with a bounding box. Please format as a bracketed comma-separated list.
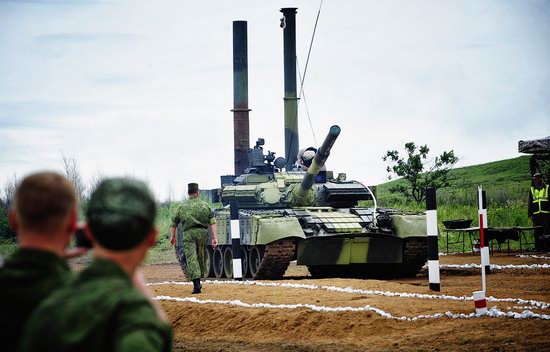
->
[174, 241, 188, 279]
[0, 248, 71, 352]
[20, 258, 172, 352]
[171, 197, 215, 281]
[21, 178, 171, 351]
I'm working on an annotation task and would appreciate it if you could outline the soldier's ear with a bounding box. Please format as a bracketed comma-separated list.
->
[8, 210, 18, 231]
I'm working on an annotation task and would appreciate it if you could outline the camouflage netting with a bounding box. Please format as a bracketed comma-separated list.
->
[518, 136, 550, 154]
[519, 136, 550, 184]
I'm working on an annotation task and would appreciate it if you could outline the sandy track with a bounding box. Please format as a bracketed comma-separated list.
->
[141, 252, 550, 351]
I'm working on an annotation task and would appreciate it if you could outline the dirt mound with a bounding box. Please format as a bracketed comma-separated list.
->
[143, 253, 550, 351]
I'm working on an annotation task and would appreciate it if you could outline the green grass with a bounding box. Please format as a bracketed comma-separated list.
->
[371, 156, 536, 252]
[391, 202, 534, 253]
[0, 207, 180, 264]
[1, 156, 536, 262]
[375, 155, 531, 206]
[0, 238, 17, 260]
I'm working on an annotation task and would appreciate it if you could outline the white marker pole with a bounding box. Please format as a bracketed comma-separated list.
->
[426, 187, 440, 291]
[478, 186, 491, 278]
[230, 201, 243, 280]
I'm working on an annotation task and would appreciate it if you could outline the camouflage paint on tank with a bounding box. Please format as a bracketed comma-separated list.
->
[254, 216, 305, 245]
[296, 235, 404, 266]
[212, 209, 305, 247]
[391, 214, 428, 238]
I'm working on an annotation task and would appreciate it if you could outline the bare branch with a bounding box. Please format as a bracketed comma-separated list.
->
[62, 155, 86, 204]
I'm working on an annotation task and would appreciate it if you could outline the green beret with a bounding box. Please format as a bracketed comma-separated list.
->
[188, 182, 199, 193]
[86, 178, 156, 251]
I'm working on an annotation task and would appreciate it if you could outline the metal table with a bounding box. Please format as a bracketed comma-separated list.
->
[443, 226, 540, 254]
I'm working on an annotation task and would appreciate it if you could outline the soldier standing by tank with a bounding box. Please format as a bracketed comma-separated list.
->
[170, 182, 217, 294]
[21, 178, 172, 352]
[529, 173, 550, 251]
[0, 171, 84, 352]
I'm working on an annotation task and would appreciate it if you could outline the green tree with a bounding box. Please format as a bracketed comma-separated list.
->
[383, 142, 459, 203]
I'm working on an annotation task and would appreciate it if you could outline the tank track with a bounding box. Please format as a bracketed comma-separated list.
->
[252, 239, 296, 280]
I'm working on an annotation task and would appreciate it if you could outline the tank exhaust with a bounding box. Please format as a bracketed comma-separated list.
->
[232, 20, 251, 176]
[280, 8, 299, 170]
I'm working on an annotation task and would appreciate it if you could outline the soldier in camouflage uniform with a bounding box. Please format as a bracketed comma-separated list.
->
[21, 178, 172, 352]
[0, 172, 80, 352]
[170, 182, 218, 294]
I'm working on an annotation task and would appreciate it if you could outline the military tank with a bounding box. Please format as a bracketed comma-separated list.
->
[202, 8, 427, 280]
[207, 124, 427, 279]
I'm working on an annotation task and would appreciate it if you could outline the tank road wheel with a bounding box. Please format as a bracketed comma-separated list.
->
[213, 247, 225, 279]
[223, 247, 234, 278]
[205, 246, 214, 278]
[249, 246, 265, 278]
[241, 247, 250, 278]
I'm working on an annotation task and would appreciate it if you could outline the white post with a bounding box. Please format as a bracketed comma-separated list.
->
[230, 201, 243, 280]
[426, 187, 440, 291]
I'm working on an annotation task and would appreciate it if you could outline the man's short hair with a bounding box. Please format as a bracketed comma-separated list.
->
[86, 178, 156, 251]
[14, 171, 77, 233]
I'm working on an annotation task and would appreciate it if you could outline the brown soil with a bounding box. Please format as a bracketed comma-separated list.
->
[141, 252, 550, 352]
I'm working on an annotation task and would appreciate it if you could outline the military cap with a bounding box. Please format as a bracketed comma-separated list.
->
[188, 182, 199, 194]
[533, 172, 543, 179]
[86, 178, 156, 251]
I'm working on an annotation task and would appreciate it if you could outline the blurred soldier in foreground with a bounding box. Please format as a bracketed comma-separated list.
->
[170, 182, 218, 294]
[21, 178, 172, 352]
[529, 173, 549, 251]
[0, 171, 79, 352]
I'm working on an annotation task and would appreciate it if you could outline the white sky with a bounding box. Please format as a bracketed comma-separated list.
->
[0, 0, 549, 200]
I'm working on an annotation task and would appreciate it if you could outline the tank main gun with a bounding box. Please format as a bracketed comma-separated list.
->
[290, 125, 341, 206]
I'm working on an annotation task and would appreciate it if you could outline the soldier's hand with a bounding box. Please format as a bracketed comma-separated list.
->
[170, 235, 176, 246]
[211, 237, 218, 249]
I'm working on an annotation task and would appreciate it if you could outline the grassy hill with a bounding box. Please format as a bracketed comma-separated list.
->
[375, 155, 531, 206]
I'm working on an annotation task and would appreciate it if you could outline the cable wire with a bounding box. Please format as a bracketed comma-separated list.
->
[297, 60, 318, 146]
[297, 0, 323, 146]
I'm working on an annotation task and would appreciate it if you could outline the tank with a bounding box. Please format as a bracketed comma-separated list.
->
[203, 9, 427, 280]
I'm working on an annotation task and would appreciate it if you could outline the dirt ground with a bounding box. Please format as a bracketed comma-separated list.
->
[141, 252, 550, 352]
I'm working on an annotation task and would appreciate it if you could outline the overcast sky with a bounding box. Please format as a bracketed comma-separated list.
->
[1, 0, 549, 200]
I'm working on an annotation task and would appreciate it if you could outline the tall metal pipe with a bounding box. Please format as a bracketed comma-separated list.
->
[280, 8, 299, 169]
[232, 20, 251, 176]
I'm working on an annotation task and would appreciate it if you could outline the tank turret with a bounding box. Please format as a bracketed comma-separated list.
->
[220, 125, 340, 208]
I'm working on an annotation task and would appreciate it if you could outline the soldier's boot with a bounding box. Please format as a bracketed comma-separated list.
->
[192, 278, 202, 294]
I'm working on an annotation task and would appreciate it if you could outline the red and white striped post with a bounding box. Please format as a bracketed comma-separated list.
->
[426, 187, 440, 291]
[473, 290, 488, 315]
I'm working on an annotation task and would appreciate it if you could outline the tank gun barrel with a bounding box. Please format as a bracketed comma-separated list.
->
[295, 125, 341, 200]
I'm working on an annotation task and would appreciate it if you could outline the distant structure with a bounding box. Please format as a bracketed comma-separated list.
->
[518, 136, 550, 184]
